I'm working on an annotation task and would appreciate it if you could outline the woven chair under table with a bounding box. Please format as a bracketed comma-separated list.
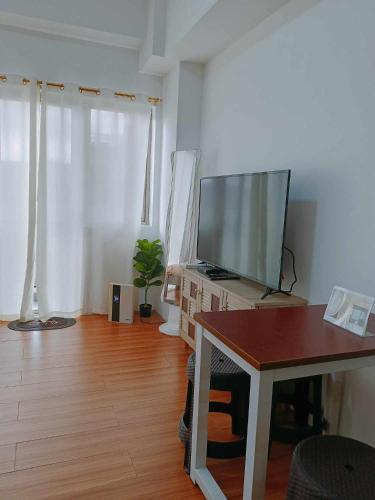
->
[287, 435, 375, 500]
[178, 346, 250, 473]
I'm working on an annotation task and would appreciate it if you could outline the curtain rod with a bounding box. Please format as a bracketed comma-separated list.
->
[0, 74, 162, 105]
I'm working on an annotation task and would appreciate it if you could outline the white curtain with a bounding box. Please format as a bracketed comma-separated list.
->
[164, 150, 200, 268]
[0, 76, 38, 320]
[35, 85, 150, 318]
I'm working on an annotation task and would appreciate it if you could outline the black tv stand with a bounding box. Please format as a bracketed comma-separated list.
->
[198, 265, 240, 281]
[261, 287, 291, 300]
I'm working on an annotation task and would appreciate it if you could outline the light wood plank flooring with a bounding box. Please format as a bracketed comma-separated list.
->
[0, 314, 292, 499]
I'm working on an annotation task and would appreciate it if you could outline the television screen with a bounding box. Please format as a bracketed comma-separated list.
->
[197, 170, 290, 290]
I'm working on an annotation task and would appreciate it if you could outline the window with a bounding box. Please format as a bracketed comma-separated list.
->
[90, 106, 154, 225]
[0, 99, 29, 162]
[47, 105, 72, 163]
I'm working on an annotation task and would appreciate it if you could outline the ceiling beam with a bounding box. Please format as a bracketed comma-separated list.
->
[0, 10, 143, 51]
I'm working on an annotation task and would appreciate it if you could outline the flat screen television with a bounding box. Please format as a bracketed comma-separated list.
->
[197, 170, 291, 291]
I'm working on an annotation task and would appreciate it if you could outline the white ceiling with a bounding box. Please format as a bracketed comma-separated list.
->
[0, 0, 313, 75]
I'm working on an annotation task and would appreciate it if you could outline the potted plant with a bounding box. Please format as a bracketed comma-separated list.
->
[133, 239, 165, 317]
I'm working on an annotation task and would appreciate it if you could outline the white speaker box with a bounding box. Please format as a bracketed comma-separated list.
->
[108, 283, 134, 324]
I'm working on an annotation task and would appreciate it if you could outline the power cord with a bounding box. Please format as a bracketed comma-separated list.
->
[283, 246, 298, 293]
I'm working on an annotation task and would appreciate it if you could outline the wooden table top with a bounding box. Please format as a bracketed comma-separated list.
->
[194, 305, 375, 371]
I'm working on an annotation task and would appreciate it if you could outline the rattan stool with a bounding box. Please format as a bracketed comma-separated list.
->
[287, 435, 375, 499]
[179, 346, 250, 473]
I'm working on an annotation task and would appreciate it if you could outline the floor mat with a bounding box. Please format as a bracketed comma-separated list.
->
[8, 317, 76, 331]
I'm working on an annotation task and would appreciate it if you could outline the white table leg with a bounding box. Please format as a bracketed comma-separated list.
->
[190, 324, 212, 482]
[243, 370, 274, 500]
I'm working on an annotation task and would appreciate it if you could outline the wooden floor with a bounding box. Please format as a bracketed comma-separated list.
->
[0, 314, 292, 499]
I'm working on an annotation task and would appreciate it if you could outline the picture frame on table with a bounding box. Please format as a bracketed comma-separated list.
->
[324, 286, 374, 337]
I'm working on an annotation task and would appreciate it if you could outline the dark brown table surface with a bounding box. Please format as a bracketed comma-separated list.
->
[194, 304, 375, 371]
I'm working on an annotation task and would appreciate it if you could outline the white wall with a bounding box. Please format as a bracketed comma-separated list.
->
[177, 62, 204, 151]
[159, 62, 204, 243]
[159, 65, 180, 243]
[200, 0, 375, 445]
[157, 62, 204, 319]
[156, 65, 180, 319]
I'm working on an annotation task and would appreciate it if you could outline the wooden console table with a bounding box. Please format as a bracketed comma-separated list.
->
[190, 305, 375, 499]
[179, 268, 306, 349]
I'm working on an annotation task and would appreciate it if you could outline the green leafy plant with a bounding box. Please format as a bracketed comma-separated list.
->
[133, 239, 165, 306]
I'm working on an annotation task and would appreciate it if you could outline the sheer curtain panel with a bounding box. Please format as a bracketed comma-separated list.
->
[0, 76, 38, 320]
[36, 85, 150, 318]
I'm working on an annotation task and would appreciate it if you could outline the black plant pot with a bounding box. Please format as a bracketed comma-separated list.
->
[139, 303, 152, 318]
